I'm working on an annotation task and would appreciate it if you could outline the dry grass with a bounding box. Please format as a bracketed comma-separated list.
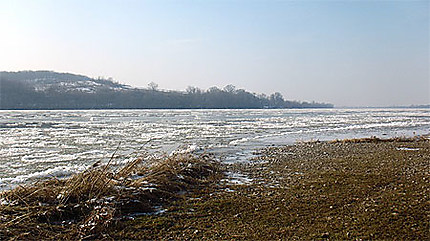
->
[328, 135, 428, 144]
[0, 153, 222, 240]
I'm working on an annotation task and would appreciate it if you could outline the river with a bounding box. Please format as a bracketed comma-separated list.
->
[1, 108, 429, 190]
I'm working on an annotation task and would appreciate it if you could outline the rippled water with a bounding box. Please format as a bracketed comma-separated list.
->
[1, 108, 429, 190]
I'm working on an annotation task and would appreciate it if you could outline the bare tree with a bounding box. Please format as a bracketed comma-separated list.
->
[223, 84, 236, 93]
[148, 82, 159, 91]
[186, 86, 202, 94]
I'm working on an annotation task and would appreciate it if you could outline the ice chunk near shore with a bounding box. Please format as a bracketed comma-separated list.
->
[229, 138, 249, 146]
[222, 172, 253, 185]
[9, 165, 86, 184]
[169, 144, 200, 155]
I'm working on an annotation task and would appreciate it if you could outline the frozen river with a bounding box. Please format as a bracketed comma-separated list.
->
[1, 108, 429, 190]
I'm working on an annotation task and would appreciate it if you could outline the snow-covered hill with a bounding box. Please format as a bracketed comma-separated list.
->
[0, 70, 334, 110]
[0, 71, 131, 93]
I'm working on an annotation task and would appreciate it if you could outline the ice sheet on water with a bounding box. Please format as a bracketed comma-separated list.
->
[1, 109, 429, 190]
[0, 165, 88, 190]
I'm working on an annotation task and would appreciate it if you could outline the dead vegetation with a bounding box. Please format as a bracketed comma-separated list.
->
[328, 135, 428, 143]
[0, 153, 222, 240]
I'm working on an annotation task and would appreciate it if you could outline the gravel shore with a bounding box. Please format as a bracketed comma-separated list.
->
[112, 136, 429, 240]
[1, 136, 429, 240]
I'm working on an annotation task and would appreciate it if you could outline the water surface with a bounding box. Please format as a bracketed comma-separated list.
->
[1, 108, 429, 190]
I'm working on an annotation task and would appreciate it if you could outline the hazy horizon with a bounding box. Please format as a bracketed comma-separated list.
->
[1, 0, 429, 107]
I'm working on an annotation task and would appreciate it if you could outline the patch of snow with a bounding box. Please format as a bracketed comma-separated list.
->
[397, 147, 420, 151]
[224, 187, 235, 192]
[222, 172, 253, 185]
[122, 205, 167, 220]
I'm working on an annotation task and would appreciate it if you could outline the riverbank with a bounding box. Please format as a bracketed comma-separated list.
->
[1, 136, 429, 240]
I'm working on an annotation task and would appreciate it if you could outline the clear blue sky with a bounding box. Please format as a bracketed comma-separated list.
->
[1, 0, 428, 106]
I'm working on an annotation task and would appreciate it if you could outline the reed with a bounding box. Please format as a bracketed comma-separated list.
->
[0, 153, 222, 240]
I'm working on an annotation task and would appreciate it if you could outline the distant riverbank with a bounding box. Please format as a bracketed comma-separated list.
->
[1, 136, 429, 240]
[1, 71, 333, 110]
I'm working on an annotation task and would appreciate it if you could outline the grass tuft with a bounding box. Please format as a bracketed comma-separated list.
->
[0, 153, 222, 240]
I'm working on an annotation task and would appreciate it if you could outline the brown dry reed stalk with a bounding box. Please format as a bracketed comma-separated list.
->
[0, 153, 221, 240]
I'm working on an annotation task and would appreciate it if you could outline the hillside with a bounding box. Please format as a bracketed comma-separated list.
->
[0, 71, 333, 109]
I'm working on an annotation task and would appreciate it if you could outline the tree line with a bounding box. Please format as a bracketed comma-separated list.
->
[0, 71, 333, 109]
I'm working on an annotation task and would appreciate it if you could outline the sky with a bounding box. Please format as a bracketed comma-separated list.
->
[0, 0, 428, 107]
